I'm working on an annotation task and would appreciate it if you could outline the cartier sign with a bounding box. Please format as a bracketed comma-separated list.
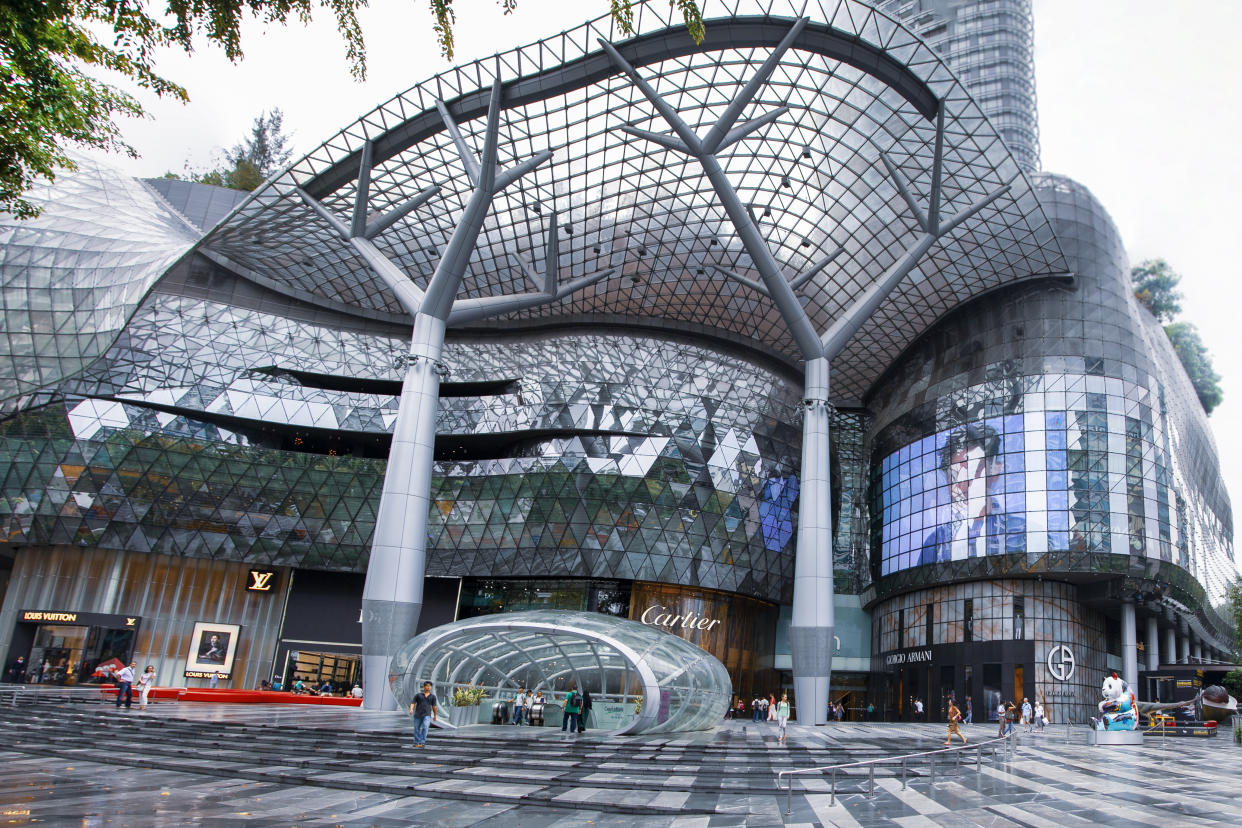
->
[640, 605, 722, 632]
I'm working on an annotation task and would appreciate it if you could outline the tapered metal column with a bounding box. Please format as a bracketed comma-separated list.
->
[362, 313, 445, 710]
[1121, 600, 1138, 685]
[1164, 625, 1177, 665]
[1179, 630, 1191, 665]
[1192, 637, 1202, 664]
[1145, 615, 1159, 671]
[791, 357, 834, 724]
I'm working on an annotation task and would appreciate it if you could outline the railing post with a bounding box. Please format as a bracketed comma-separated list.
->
[929, 753, 935, 787]
[901, 758, 907, 790]
[785, 774, 792, 815]
[830, 768, 837, 806]
[868, 763, 875, 797]
[976, 744, 981, 773]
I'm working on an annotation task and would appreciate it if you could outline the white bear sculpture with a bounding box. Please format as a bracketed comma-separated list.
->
[1091, 671, 1137, 731]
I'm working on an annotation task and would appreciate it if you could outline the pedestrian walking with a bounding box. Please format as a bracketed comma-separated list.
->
[767, 693, 777, 722]
[776, 693, 791, 744]
[944, 698, 967, 745]
[1004, 701, 1017, 736]
[561, 683, 582, 734]
[1034, 698, 1046, 730]
[409, 681, 438, 747]
[914, 698, 924, 721]
[964, 697, 973, 724]
[579, 688, 593, 732]
[1021, 697, 1033, 733]
[114, 661, 135, 709]
[996, 699, 1007, 737]
[866, 701, 875, 721]
[513, 688, 528, 725]
[137, 665, 156, 710]
[209, 671, 219, 689]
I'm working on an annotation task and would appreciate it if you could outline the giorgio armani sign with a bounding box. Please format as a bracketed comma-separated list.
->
[883, 648, 933, 667]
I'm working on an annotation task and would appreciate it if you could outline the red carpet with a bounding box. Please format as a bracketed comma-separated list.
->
[98, 686, 362, 706]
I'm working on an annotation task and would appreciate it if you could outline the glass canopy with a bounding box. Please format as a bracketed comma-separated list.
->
[199, 0, 1066, 406]
[389, 609, 732, 734]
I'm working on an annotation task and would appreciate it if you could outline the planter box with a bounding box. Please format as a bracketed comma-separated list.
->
[449, 706, 480, 727]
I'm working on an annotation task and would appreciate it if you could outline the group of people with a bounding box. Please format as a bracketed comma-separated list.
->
[406, 682, 596, 747]
[509, 688, 545, 725]
[729, 693, 794, 741]
[995, 696, 1046, 736]
[112, 662, 158, 710]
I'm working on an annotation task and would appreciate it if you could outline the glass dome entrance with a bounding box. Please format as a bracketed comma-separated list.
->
[389, 609, 731, 734]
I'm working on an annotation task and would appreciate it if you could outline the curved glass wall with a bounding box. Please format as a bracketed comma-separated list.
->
[389, 609, 731, 734]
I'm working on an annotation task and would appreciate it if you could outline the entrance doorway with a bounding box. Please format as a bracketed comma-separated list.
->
[21, 622, 135, 685]
[283, 650, 360, 694]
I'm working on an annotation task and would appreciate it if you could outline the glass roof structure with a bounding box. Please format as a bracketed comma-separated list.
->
[199, 0, 1066, 405]
[389, 610, 732, 734]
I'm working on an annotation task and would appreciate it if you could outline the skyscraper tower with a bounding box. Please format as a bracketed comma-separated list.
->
[880, 0, 1041, 172]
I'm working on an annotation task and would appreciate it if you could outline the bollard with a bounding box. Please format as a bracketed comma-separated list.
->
[830, 768, 837, 806]
[976, 745, 981, 773]
[901, 758, 907, 790]
[785, 775, 792, 815]
[868, 763, 875, 797]
[929, 753, 935, 787]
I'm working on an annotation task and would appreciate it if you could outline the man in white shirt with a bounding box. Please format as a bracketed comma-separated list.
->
[513, 688, 528, 725]
[115, 661, 136, 710]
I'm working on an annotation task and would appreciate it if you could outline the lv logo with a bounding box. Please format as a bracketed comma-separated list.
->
[247, 570, 275, 592]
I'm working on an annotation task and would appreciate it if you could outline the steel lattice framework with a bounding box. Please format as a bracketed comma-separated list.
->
[199, 0, 1066, 405]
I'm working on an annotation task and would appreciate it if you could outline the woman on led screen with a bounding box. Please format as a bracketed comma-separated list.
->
[918, 423, 1025, 565]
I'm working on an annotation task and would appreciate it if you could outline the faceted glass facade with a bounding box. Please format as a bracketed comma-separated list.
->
[867, 173, 1234, 649]
[0, 167, 196, 416]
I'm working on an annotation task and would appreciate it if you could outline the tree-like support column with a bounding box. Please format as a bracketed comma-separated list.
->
[600, 20, 1013, 724]
[300, 78, 612, 709]
[363, 312, 446, 710]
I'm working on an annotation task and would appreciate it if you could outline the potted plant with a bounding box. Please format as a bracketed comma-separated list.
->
[449, 685, 486, 726]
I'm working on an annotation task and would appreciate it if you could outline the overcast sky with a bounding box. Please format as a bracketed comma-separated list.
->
[80, 0, 1242, 561]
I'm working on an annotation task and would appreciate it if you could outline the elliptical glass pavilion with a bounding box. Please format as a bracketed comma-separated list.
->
[0, 0, 1232, 724]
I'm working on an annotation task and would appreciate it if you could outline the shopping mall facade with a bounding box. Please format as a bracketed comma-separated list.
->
[0, 0, 1234, 724]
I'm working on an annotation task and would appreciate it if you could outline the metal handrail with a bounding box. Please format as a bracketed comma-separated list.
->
[779, 729, 1019, 813]
[0, 686, 25, 707]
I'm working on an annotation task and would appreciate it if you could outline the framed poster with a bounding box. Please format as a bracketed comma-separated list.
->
[184, 621, 241, 679]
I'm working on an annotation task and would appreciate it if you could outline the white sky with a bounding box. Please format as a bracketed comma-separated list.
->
[79, 0, 1242, 559]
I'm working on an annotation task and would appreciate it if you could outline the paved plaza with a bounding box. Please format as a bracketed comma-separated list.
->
[0, 694, 1239, 826]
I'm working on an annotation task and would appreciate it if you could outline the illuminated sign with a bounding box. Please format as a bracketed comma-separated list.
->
[184, 670, 231, 680]
[1047, 644, 1076, 681]
[22, 611, 77, 623]
[247, 569, 277, 592]
[884, 648, 932, 667]
[640, 605, 721, 631]
[19, 610, 141, 628]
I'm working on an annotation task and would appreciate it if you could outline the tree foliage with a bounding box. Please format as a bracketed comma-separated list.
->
[1226, 578, 1242, 662]
[429, 0, 703, 60]
[178, 108, 293, 191]
[5, 0, 701, 218]
[1131, 259, 1223, 414]
[1165, 322, 1223, 414]
[1131, 258, 1182, 322]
